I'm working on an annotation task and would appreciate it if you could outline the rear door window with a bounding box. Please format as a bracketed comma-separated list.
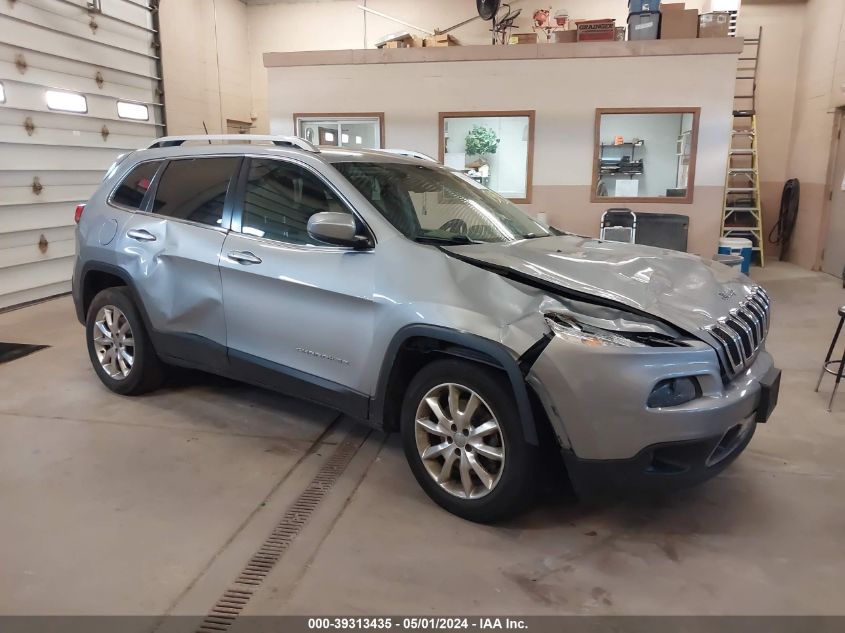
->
[151, 157, 240, 228]
[111, 161, 161, 210]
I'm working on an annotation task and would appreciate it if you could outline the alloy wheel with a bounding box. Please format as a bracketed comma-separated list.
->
[414, 383, 506, 499]
[92, 305, 135, 380]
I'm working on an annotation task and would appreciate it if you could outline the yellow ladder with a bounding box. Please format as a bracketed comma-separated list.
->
[721, 113, 764, 266]
[720, 27, 765, 266]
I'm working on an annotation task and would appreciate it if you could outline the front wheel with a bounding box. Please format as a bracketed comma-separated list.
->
[400, 359, 538, 523]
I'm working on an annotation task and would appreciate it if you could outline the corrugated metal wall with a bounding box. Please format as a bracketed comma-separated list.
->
[0, 0, 163, 309]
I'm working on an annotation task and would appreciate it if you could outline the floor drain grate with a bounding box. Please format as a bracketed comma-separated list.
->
[196, 433, 364, 632]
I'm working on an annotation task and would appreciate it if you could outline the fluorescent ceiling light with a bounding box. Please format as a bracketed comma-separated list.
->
[46, 90, 87, 113]
[117, 101, 149, 121]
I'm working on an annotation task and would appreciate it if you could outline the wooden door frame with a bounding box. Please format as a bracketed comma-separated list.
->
[819, 107, 845, 276]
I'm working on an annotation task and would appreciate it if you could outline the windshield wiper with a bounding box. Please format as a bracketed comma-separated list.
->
[414, 235, 477, 246]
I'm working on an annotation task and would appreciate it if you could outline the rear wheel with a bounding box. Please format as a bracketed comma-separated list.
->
[401, 359, 538, 523]
[86, 287, 165, 395]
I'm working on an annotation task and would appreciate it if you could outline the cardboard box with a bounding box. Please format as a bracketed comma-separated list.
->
[660, 2, 686, 10]
[377, 33, 423, 48]
[510, 32, 539, 44]
[628, 12, 659, 40]
[699, 12, 731, 37]
[424, 34, 459, 47]
[576, 19, 616, 42]
[551, 29, 578, 43]
[660, 8, 699, 38]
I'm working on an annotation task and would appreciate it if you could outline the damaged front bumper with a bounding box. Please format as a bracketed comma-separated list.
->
[525, 334, 778, 497]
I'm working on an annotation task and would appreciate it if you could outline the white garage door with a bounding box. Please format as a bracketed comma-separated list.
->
[0, 0, 163, 310]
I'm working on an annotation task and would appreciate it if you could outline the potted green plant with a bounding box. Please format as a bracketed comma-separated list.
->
[465, 125, 500, 158]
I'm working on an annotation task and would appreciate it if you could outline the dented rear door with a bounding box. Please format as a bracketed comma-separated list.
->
[113, 156, 241, 370]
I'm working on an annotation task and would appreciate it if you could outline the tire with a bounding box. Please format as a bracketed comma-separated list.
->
[85, 287, 166, 395]
[400, 358, 538, 523]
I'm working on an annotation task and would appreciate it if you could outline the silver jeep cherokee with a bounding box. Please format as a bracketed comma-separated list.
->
[72, 135, 781, 522]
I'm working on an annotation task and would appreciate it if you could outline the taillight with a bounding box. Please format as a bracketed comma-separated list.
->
[74, 204, 85, 224]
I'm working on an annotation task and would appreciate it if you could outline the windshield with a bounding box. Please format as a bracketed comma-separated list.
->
[333, 162, 552, 244]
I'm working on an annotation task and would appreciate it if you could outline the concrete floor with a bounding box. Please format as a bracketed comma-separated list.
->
[1, 261, 844, 618]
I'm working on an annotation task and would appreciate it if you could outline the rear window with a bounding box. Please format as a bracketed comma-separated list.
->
[111, 161, 161, 210]
[151, 157, 240, 227]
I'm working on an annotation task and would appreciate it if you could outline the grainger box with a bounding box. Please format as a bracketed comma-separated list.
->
[576, 19, 616, 42]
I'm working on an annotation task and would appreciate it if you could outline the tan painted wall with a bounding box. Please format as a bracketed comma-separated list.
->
[783, 0, 845, 269]
[267, 52, 738, 256]
[160, 0, 252, 135]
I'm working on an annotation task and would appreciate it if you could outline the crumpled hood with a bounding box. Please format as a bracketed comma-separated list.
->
[443, 235, 756, 334]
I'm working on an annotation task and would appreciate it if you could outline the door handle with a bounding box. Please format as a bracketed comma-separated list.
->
[228, 250, 262, 265]
[126, 229, 157, 242]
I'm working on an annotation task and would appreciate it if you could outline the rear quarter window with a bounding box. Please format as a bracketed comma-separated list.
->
[110, 161, 161, 210]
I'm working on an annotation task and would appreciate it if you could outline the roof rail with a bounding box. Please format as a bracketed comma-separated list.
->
[378, 149, 439, 163]
[145, 135, 320, 152]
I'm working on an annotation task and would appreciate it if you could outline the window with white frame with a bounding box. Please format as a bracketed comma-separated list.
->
[295, 114, 383, 149]
[0, 82, 5, 104]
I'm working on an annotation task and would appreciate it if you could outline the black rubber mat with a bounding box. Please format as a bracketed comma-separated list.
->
[0, 342, 49, 365]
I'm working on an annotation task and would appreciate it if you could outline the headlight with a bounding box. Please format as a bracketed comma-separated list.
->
[546, 314, 646, 348]
[647, 377, 701, 408]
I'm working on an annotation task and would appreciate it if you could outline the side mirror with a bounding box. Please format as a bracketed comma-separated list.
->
[307, 212, 370, 248]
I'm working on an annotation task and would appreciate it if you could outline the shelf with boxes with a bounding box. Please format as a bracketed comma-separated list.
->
[627, 1, 733, 42]
[508, 2, 733, 46]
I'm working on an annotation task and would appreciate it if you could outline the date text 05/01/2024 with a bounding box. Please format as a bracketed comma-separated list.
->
[307, 618, 528, 630]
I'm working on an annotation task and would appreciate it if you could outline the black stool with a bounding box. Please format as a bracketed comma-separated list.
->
[816, 306, 845, 412]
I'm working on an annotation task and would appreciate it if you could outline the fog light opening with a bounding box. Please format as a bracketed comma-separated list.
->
[647, 377, 701, 408]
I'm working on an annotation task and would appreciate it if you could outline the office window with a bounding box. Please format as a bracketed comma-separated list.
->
[295, 113, 383, 149]
[439, 111, 535, 204]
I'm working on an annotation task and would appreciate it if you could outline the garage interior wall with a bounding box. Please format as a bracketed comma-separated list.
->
[782, 0, 845, 270]
[158, 0, 252, 134]
[0, 0, 162, 310]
